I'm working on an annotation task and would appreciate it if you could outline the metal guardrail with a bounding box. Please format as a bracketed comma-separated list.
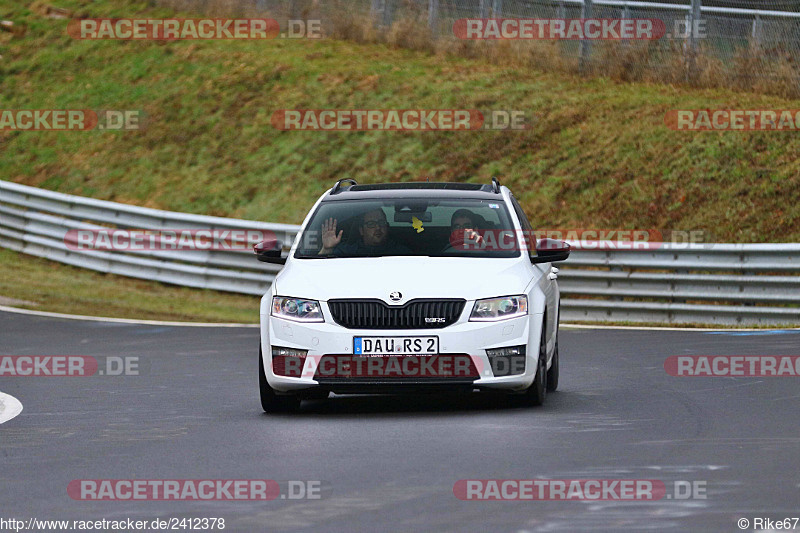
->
[0, 180, 298, 296]
[558, 245, 800, 325]
[1, 180, 798, 326]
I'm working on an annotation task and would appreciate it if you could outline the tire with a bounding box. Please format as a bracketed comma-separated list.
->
[259, 345, 301, 413]
[518, 328, 547, 407]
[547, 329, 559, 393]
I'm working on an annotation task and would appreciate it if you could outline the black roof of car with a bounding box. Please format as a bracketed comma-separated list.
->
[323, 182, 502, 201]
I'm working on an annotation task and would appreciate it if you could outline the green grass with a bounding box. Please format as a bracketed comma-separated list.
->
[2, 0, 799, 241]
[0, 248, 259, 322]
[0, 0, 798, 321]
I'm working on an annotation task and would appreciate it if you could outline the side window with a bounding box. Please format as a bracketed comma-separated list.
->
[510, 196, 536, 257]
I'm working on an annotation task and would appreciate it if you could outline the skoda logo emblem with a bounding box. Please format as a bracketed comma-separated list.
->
[389, 291, 402, 302]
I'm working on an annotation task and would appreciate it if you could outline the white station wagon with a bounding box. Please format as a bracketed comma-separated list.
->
[255, 179, 569, 412]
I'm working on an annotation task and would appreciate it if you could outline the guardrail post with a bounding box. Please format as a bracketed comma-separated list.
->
[492, 0, 503, 17]
[621, 3, 630, 46]
[382, 0, 394, 27]
[370, 0, 381, 27]
[685, 0, 701, 82]
[428, 0, 439, 34]
[751, 14, 762, 47]
[578, 0, 593, 73]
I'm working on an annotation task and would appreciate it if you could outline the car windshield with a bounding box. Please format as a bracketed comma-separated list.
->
[294, 198, 522, 259]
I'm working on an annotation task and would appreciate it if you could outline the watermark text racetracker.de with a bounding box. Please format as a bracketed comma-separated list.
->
[665, 356, 800, 377]
[67, 479, 323, 500]
[453, 18, 665, 40]
[449, 229, 709, 251]
[271, 109, 530, 131]
[0, 356, 144, 377]
[453, 479, 707, 500]
[68, 18, 321, 39]
[666, 109, 800, 131]
[0, 110, 142, 131]
[64, 228, 275, 251]
[272, 353, 489, 379]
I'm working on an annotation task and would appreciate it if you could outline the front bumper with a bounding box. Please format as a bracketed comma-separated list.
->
[261, 309, 543, 394]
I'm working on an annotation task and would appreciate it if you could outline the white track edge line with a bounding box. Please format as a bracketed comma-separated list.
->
[0, 304, 259, 327]
[561, 323, 800, 332]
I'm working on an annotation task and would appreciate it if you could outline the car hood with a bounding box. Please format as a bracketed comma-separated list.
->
[274, 256, 536, 303]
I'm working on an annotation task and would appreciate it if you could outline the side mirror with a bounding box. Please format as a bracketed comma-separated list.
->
[254, 240, 286, 265]
[530, 238, 570, 264]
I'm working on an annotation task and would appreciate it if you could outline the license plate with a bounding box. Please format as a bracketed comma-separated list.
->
[353, 336, 439, 356]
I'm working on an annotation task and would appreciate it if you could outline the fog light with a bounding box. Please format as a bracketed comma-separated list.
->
[486, 345, 526, 376]
[486, 346, 524, 357]
[272, 346, 308, 377]
[272, 347, 308, 357]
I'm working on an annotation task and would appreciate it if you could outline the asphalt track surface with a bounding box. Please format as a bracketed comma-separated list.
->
[2, 309, 800, 532]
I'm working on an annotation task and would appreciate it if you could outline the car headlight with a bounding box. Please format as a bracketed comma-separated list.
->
[469, 295, 528, 322]
[271, 296, 324, 322]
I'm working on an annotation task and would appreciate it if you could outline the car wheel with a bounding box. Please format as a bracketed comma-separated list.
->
[547, 329, 559, 393]
[518, 329, 547, 407]
[259, 345, 301, 413]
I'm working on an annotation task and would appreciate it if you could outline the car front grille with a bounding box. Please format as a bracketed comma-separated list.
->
[327, 299, 466, 329]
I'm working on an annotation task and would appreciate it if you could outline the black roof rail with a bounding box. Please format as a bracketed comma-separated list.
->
[491, 176, 501, 193]
[331, 178, 358, 194]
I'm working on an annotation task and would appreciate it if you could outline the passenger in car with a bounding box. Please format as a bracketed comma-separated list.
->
[447, 209, 485, 250]
[318, 208, 412, 256]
